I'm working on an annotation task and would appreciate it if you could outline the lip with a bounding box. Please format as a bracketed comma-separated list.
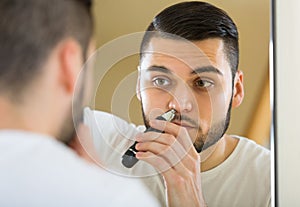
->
[172, 120, 197, 129]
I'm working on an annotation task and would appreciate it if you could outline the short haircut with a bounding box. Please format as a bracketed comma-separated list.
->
[0, 0, 93, 97]
[140, 1, 239, 78]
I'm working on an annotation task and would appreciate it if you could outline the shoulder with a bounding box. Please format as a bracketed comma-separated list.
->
[203, 136, 271, 207]
[83, 108, 144, 137]
[230, 136, 271, 181]
[49, 144, 159, 206]
[234, 136, 270, 160]
[0, 132, 160, 207]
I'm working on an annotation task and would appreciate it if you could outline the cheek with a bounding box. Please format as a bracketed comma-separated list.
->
[140, 89, 170, 119]
[194, 93, 213, 130]
[195, 88, 230, 129]
[209, 89, 231, 122]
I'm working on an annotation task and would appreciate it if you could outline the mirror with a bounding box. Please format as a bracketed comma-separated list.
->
[92, 0, 271, 148]
[88, 0, 273, 206]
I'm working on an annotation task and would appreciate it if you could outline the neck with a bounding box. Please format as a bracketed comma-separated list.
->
[0, 96, 55, 137]
[200, 134, 239, 172]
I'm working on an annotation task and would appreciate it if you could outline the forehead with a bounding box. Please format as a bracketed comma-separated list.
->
[141, 37, 230, 75]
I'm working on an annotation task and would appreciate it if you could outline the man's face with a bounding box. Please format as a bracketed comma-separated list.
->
[138, 37, 236, 152]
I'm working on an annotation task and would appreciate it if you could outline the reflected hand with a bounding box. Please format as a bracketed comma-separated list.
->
[135, 120, 207, 207]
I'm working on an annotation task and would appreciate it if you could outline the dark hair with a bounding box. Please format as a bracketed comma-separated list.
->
[0, 0, 93, 97]
[140, 1, 239, 78]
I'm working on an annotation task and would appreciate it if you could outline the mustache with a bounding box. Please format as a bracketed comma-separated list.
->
[173, 114, 199, 128]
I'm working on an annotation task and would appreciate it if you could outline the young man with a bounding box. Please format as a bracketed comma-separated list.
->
[0, 0, 159, 206]
[87, 1, 270, 207]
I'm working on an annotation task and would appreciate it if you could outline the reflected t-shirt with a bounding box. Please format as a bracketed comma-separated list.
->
[84, 108, 271, 207]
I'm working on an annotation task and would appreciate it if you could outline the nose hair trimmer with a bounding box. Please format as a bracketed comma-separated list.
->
[121, 109, 176, 168]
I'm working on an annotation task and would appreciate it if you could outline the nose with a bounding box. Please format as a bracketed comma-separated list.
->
[168, 84, 194, 113]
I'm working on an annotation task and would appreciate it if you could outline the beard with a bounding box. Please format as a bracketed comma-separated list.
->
[193, 99, 232, 152]
[141, 99, 232, 153]
[57, 70, 86, 144]
[57, 108, 77, 144]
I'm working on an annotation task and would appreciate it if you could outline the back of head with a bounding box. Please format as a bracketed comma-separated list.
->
[140, 1, 239, 77]
[0, 0, 93, 101]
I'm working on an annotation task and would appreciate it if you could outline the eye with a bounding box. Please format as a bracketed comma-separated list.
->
[152, 77, 171, 87]
[195, 79, 214, 88]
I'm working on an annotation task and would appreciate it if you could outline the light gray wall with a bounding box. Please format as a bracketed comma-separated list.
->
[276, 0, 300, 205]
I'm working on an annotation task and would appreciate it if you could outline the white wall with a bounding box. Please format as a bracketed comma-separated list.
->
[276, 0, 300, 205]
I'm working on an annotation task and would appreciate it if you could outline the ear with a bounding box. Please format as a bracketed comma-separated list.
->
[58, 39, 83, 95]
[231, 70, 244, 108]
[136, 66, 141, 101]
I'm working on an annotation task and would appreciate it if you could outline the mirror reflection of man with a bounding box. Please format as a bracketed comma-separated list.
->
[0, 0, 160, 206]
[85, 1, 271, 207]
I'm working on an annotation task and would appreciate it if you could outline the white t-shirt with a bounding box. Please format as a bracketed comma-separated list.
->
[0, 130, 160, 207]
[85, 108, 271, 207]
[201, 137, 270, 207]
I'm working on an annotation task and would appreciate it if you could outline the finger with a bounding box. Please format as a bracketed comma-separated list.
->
[149, 119, 180, 137]
[136, 122, 189, 150]
[136, 125, 198, 165]
[136, 140, 187, 168]
[136, 137, 201, 180]
[136, 125, 199, 172]
[136, 151, 178, 174]
[135, 131, 164, 143]
[136, 149, 199, 181]
[149, 120, 196, 152]
[136, 131, 179, 147]
[136, 132, 189, 162]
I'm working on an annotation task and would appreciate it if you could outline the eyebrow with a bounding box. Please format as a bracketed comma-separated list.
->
[146, 66, 172, 74]
[146, 65, 223, 76]
[191, 66, 223, 76]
